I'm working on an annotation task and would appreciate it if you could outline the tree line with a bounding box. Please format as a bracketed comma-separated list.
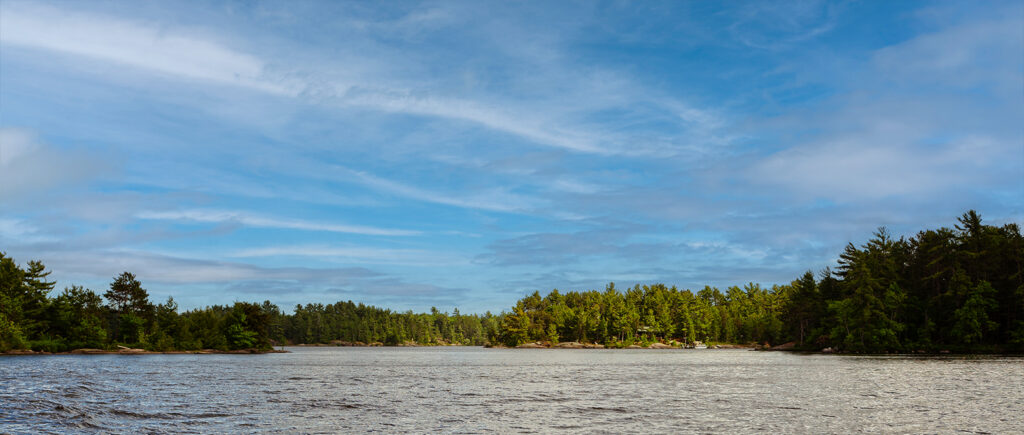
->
[0, 263, 281, 352]
[491, 211, 1024, 352]
[2, 211, 1021, 353]
[0, 260, 495, 352]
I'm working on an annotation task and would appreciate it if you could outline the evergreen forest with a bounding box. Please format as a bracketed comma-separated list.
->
[2, 211, 1021, 354]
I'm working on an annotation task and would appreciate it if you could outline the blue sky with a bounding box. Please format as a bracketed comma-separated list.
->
[1, 0, 1021, 313]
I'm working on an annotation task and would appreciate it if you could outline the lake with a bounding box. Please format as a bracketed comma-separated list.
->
[1, 347, 1021, 433]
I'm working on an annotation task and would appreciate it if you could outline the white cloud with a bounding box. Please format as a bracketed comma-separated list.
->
[341, 89, 607, 154]
[727, 1, 838, 50]
[136, 209, 420, 236]
[872, 15, 1022, 91]
[0, 128, 105, 199]
[0, 4, 295, 95]
[31, 249, 379, 284]
[0, 218, 57, 243]
[741, 5, 1022, 204]
[337, 167, 540, 213]
[750, 133, 1011, 201]
[0, 4, 601, 153]
[550, 179, 603, 195]
[13, 248, 471, 311]
[0, 3, 725, 157]
[230, 245, 469, 267]
[0, 129, 35, 165]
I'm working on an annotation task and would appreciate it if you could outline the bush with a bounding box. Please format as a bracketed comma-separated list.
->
[28, 338, 68, 353]
[0, 313, 26, 352]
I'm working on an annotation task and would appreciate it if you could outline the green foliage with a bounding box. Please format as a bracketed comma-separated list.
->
[118, 313, 147, 346]
[491, 282, 792, 346]
[28, 338, 66, 353]
[488, 210, 1023, 353]
[0, 259, 280, 353]
[281, 300, 492, 347]
[1, 253, 53, 340]
[0, 311, 26, 352]
[51, 285, 107, 349]
[951, 281, 998, 344]
[226, 318, 258, 350]
[500, 307, 530, 346]
[104, 272, 152, 314]
[0, 210, 1020, 354]
[104, 272, 154, 344]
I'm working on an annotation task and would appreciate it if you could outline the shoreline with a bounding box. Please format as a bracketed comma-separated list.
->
[490, 341, 757, 350]
[292, 340, 465, 347]
[5, 343, 1019, 356]
[0, 348, 288, 356]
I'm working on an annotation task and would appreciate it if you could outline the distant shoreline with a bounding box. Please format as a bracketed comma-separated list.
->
[0, 348, 288, 356]
[4, 211, 1020, 357]
[4, 345, 1020, 356]
[292, 340, 758, 350]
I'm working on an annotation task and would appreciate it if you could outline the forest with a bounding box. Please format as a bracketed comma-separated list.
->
[492, 211, 1023, 352]
[0, 264, 495, 352]
[1, 211, 1021, 353]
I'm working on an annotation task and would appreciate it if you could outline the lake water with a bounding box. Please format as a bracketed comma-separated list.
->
[1, 347, 1021, 433]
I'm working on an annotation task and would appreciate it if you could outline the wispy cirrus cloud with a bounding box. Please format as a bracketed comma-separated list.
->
[25, 248, 378, 284]
[0, 4, 294, 95]
[21, 248, 470, 310]
[1, 1, 1019, 313]
[335, 167, 541, 213]
[341, 90, 607, 154]
[136, 209, 420, 236]
[230, 244, 469, 267]
[0, 218, 58, 243]
[738, 5, 1022, 204]
[726, 0, 840, 50]
[0, 3, 724, 157]
[872, 12, 1023, 91]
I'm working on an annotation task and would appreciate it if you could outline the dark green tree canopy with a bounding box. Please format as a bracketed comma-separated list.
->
[1, 210, 1021, 354]
[104, 272, 152, 315]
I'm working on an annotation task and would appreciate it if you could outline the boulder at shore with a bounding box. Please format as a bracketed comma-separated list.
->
[516, 342, 546, 348]
[768, 341, 796, 351]
[555, 342, 584, 348]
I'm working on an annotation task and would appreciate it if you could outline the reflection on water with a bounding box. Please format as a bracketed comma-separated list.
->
[1, 348, 1021, 433]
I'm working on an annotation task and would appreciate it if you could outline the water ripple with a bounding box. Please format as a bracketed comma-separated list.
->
[1, 349, 1022, 433]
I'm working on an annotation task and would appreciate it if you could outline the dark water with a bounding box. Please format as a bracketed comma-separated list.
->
[1, 347, 1021, 434]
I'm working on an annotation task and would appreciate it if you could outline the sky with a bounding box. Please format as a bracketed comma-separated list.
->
[1, 0, 1021, 313]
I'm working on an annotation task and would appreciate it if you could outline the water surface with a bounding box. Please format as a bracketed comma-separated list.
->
[1, 347, 1021, 433]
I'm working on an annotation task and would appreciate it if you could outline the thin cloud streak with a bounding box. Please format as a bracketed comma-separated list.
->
[230, 245, 470, 267]
[136, 209, 420, 236]
[1, 1, 1019, 312]
[341, 90, 607, 154]
[0, 4, 721, 157]
[337, 167, 540, 213]
[0, 4, 294, 95]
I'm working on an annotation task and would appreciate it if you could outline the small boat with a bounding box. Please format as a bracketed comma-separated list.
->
[692, 341, 707, 349]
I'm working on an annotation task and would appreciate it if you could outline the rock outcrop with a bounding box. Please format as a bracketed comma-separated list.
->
[555, 342, 584, 348]
[515, 342, 546, 349]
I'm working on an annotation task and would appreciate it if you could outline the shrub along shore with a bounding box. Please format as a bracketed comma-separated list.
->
[2, 211, 1022, 355]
